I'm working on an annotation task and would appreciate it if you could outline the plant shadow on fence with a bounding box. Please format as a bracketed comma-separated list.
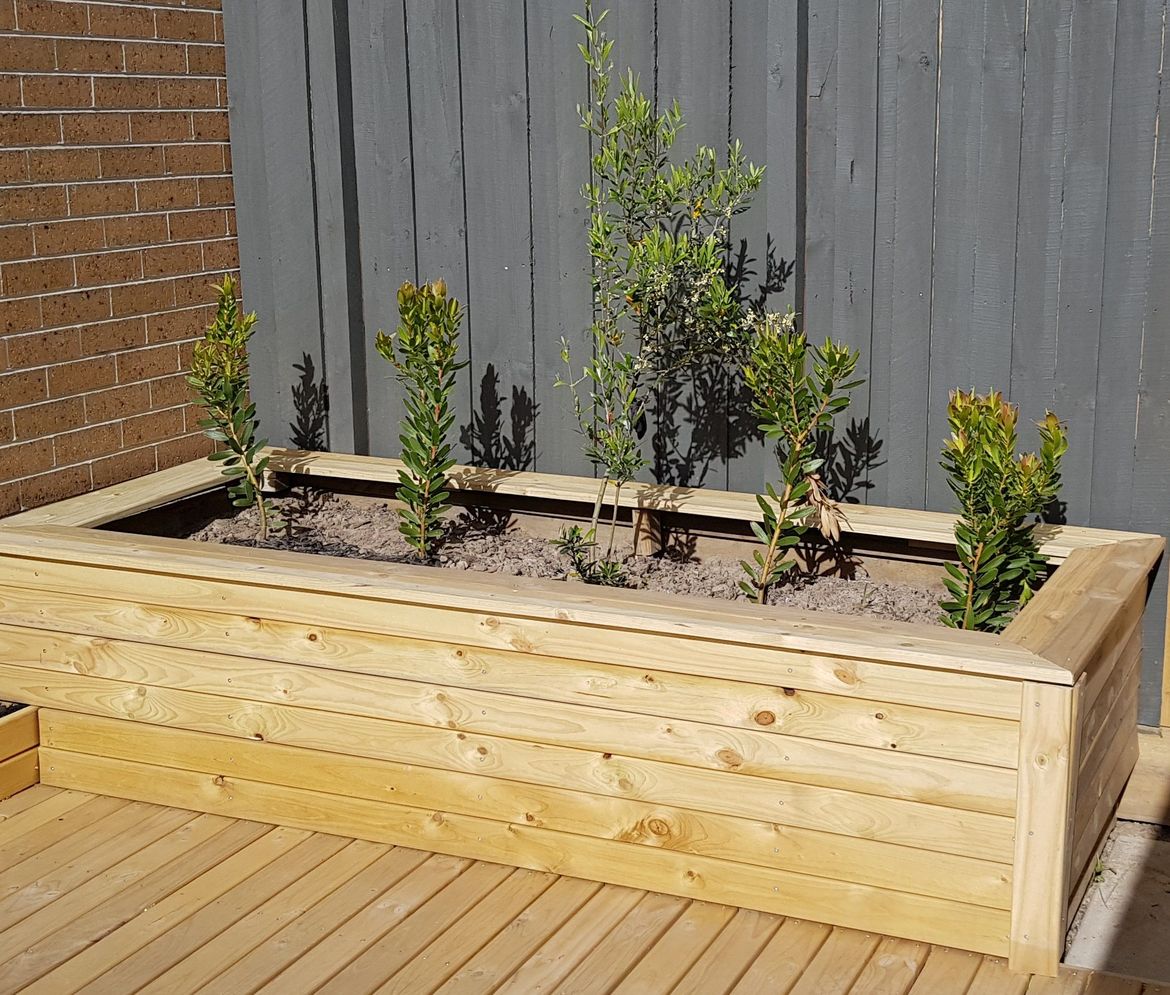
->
[288, 352, 329, 452]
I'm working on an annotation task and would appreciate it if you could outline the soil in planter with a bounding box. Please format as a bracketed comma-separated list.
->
[180, 490, 947, 626]
[0, 701, 25, 719]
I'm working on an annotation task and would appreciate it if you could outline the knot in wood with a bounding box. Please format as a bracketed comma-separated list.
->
[306, 631, 319, 642]
[716, 748, 744, 769]
[754, 710, 777, 726]
[482, 616, 500, 630]
[647, 818, 671, 837]
[833, 667, 858, 686]
[782, 687, 797, 697]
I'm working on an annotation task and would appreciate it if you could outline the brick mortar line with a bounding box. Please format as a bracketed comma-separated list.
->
[3, 234, 237, 268]
[3, 431, 208, 490]
[0, 260, 238, 300]
[2, 352, 206, 392]
[1, 171, 233, 186]
[0, 31, 222, 48]
[1, 399, 202, 444]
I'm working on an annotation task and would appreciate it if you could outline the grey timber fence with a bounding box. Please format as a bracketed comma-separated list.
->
[222, 0, 1170, 724]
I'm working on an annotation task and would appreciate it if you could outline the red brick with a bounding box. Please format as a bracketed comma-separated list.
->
[163, 143, 223, 176]
[20, 74, 93, 108]
[33, 217, 105, 255]
[48, 355, 116, 397]
[157, 77, 216, 108]
[84, 381, 149, 423]
[0, 36, 56, 72]
[190, 111, 228, 141]
[173, 272, 220, 308]
[13, 396, 84, 439]
[0, 112, 60, 145]
[87, 2, 156, 39]
[67, 181, 135, 216]
[186, 44, 225, 76]
[81, 316, 145, 354]
[15, 0, 88, 34]
[61, 110, 129, 144]
[98, 145, 165, 179]
[155, 7, 215, 41]
[19, 465, 91, 508]
[0, 1, 15, 31]
[40, 286, 111, 328]
[0, 74, 21, 107]
[137, 177, 197, 212]
[28, 148, 101, 182]
[0, 368, 47, 406]
[53, 421, 121, 465]
[201, 239, 237, 271]
[115, 342, 178, 382]
[0, 150, 29, 184]
[0, 296, 40, 336]
[110, 277, 173, 317]
[142, 241, 200, 278]
[157, 432, 211, 468]
[122, 406, 184, 446]
[147, 304, 209, 343]
[149, 371, 193, 409]
[123, 41, 185, 74]
[0, 413, 13, 445]
[93, 76, 158, 109]
[128, 111, 191, 143]
[6, 327, 81, 369]
[0, 225, 34, 262]
[3, 256, 74, 295]
[0, 438, 53, 481]
[55, 38, 124, 73]
[103, 212, 168, 248]
[91, 443, 156, 486]
[169, 208, 225, 241]
[196, 175, 232, 207]
[75, 248, 142, 287]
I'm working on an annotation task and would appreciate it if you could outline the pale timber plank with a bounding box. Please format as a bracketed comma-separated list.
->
[552, 892, 689, 995]
[36, 751, 1015, 953]
[493, 885, 645, 994]
[0, 789, 89, 848]
[0, 458, 223, 528]
[0, 783, 58, 821]
[141, 839, 387, 995]
[375, 869, 557, 994]
[38, 711, 1013, 909]
[905, 946, 982, 992]
[0, 750, 38, 803]
[202, 846, 432, 995]
[25, 688, 1017, 861]
[788, 926, 882, 995]
[671, 908, 783, 994]
[847, 935, 929, 994]
[263, 448, 1155, 561]
[0, 524, 1064, 683]
[967, 956, 1031, 995]
[256, 853, 471, 994]
[1071, 730, 1140, 877]
[1010, 681, 1079, 976]
[0, 582, 1025, 720]
[0, 707, 37, 759]
[730, 918, 833, 992]
[1081, 973, 1144, 994]
[18, 825, 311, 995]
[1118, 732, 1170, 825]
[436, 876, 601, 994]
[0, 793, 124, 867]
[611, 900, 737, 993]
[314, 861, 514, 994]
[85, 832, 348, 993]
[7, 622, 1025, 787]
[3, 818, 268, 992]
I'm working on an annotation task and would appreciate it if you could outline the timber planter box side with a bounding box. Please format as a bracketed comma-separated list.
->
[0, 706, 39, 801]
[0, 450, 1161, 976]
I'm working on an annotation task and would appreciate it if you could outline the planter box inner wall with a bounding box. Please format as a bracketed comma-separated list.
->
[0, 449, 1160, 976]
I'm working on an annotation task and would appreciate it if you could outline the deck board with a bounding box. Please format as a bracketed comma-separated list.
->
[0, 786, 1162, 994]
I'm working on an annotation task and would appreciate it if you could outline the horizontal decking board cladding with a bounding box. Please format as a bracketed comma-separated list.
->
[1078, 628, 1142, 769]
[0, 583, 1025, 722]
[37, 748, 1013, 955]
[0, 707, 39, 801]
[0, 622, 1023, 798]
[0, 663, 1014, 860]
[38, 711, 1014, 909]
[0, 750, 38, 802]
[0, 525, 1066, 686]
[263, 448, 1154, 563]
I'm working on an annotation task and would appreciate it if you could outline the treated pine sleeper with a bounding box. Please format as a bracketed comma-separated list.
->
[0, 582, 1025, 721]
[0, 524, 1067, 683]
[38, 710, 1014, 908]
[0, 748, 38, 802]
[0, 664, 1015, 859]
[0, 707, 38, 761]
[0, 623, 1023, 797]
[38, 748, 1013, 955]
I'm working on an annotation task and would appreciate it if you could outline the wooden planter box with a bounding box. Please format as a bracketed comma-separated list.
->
[0, 450, 1161, 976]
[0, 706, 39, 801]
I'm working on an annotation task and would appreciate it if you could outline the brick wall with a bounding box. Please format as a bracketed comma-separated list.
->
[0, 0, 237, 515]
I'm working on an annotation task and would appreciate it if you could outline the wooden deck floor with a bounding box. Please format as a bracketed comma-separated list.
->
[0, 786, 1161, 994]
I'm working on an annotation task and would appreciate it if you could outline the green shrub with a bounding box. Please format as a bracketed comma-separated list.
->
[739, 311, 863, 603]
[187, 275, 276, 542]
[939, 390, 1068, 631]
[375, 279, 467, 560]
[556, 1, 764, 573]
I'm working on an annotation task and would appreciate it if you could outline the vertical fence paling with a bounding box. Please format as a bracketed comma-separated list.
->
[221, 0, 1170, 724]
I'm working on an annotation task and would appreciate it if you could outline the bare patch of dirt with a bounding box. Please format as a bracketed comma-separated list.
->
[184, 491, 947, 625]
